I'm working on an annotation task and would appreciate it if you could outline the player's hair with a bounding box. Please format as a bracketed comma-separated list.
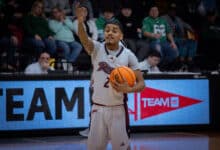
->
[104, 19, 124, 33]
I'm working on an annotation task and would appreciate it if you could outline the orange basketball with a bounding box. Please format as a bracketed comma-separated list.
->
[109, 66, 136, 87]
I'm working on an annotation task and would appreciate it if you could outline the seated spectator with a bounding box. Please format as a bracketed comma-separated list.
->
[19, 0, 35, 14]
[199, 9, 220, 70]
[5, 0, 24, 24]
[95, 6, 118, 41]
[90, 0, 121, 18]
[0, 6, 19, 71]
[49, 6, 82, 71]
[2, 0, 25, 71]
[4, 0, 24, 45]
[142, 5, 179, 71]
[0, 0, 5, 10]
[24, 51, 54, 74]
[117, 2, 146, 56]
[200, 9, 220, 40]
[44, 0, 72, 16]
[161, 3, 198, 71]
[73, 4, 98, 41]
[22, 0, 56, 59]
[139, 50, 161, 73]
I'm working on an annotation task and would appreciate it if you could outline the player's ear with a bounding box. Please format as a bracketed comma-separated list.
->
[120, 33, 123, 40]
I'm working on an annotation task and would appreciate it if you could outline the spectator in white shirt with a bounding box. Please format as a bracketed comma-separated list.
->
[139, 50, 161, 73]
[24, 52, 54, 74]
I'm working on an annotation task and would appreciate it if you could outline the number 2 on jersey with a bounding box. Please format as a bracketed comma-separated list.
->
[104, 77, 110, 88]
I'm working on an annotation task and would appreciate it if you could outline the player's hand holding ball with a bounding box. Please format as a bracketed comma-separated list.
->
[110, 66, 136, 93]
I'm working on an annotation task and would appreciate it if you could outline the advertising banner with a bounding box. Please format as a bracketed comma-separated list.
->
[0, 79, 209, 130]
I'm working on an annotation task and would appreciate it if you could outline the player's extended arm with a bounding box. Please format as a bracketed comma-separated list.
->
[76, 6, 94, 54]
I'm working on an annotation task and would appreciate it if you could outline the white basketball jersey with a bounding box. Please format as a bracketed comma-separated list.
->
[91, 41, 139, 106]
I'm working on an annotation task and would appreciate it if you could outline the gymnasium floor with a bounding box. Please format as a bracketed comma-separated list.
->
[0, 131, 220, 150]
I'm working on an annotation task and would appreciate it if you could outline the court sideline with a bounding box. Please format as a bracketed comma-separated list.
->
[0, 131, 220, 150]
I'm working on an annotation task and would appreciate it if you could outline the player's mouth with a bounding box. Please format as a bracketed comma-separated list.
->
[106, 36, 114, 41]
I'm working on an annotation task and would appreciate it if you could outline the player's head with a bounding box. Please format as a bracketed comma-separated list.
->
[104, 20, 123, 44]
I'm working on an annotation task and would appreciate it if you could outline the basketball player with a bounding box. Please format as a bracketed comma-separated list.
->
[76, 6, 145, 150]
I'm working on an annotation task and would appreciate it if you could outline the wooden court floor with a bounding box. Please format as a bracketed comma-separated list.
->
[0, 131, 220, 150]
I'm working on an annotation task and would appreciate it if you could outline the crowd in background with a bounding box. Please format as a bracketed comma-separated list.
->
[0, 0, 220, 73]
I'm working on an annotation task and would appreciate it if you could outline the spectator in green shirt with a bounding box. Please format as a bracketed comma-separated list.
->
[141, 5, 178, 71]
[23, 0, 56, 58]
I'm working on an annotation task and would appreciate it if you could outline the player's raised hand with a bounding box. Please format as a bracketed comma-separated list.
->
[75, 4, 85, 23]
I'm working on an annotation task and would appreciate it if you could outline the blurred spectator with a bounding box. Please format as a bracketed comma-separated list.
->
[5, 0, 24, 22]
[89, 0, 120, 18]
[199, 9, 220, 70]
[123, 0, 155, 27]
[142, 5, 178, 71]
[72, 0, 93, 19]
[200, 9, 220, 40]
[95, 7, 118, 42]
[44, 0, 71, 16]
[0, 0, 5, 11]
[49, 6, 82, 71]
[24, 51, 54, 74]
[197, 0, 217, 17]
[3, 0, 31, 72]
[0, 1, 22, 71]
[19, 0, 36, 14]
[139, 50, 161, 73]
[162, 3, 198, 71]
[117, 2, 151, 61]
[4, 0, 24, 48]
[73, 5, 98, 41]
[117, 2, 141, 54]
[22, 0, 56, 59]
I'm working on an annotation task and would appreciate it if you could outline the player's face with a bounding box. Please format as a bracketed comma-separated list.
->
[104, 24, 123, 45]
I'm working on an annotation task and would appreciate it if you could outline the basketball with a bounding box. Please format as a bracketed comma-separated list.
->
[109, 66, 136, 87]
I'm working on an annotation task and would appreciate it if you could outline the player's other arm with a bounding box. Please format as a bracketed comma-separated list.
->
[131, 70, 145, 92]
[75, 6, 94, 55]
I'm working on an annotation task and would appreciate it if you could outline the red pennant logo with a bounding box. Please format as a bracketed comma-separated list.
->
[129, 87, 202, 121]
